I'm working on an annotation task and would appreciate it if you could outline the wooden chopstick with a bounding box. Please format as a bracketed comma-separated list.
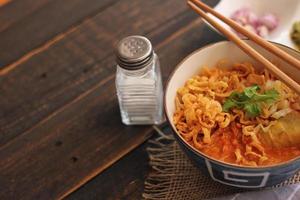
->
[187, 0, 300, 95]
[191, 0, 300, 71]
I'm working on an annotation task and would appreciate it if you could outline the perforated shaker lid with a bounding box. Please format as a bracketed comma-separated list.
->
[116, 35, 153, 70]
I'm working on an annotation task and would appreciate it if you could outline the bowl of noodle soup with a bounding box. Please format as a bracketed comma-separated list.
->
[165, 40, 300, 188]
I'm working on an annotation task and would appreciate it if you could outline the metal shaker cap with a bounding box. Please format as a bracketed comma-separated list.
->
[116, 35, 153, 70]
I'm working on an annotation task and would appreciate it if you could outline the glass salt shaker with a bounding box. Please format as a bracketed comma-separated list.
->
[115, 35, 164, 125]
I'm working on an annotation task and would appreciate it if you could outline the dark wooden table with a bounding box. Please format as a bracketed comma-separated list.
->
[0, 0, 223, 199]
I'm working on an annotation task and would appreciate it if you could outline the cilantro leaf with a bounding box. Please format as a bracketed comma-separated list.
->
[244, 103, 261, 117]
[244, 85, 260, 98]
[252, 89, 279, 104]
[222, 85, 279, 117]
[222, 99, 236, 112]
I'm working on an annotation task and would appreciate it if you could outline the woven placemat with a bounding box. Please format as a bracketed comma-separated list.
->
[142, 124, 300, 200]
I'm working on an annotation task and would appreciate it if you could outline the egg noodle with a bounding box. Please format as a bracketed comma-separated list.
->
[174, 61, 300, 166]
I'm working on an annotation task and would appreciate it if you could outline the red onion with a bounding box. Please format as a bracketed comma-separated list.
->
[230, 8, 279, 38]
[259, 14, 279, 31]
[231, 7, 251, 25]
[257, 25, 269, 38]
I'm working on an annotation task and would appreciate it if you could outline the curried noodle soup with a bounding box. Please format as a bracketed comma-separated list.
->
[173, 61, 300, 166]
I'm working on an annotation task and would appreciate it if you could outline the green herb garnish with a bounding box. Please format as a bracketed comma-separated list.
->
[222, 85, 279, 117]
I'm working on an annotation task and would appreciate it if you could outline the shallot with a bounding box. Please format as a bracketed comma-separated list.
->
[230, 8, 279, 38]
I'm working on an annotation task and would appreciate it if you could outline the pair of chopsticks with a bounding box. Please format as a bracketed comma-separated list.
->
[187, 0, 300, 95]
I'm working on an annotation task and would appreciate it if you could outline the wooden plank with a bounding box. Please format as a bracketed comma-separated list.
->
[0, 73, 154, 200]
[0, 0, 120, 68]
[0, 13, 223, 200]
[0, 0, 222, 199]
[66, 142, 149, 200]
[0, 0, 192, 148]
[0, 0, 53, 32]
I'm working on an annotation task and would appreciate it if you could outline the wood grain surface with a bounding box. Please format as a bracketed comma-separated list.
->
[0, 0, 221, 199]
[67, 140, 150, 200]
[0, 0, 120, 68]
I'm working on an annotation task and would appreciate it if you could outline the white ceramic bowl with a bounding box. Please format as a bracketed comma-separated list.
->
[209, 0, 300, 49]
[165, 40, 300, 188]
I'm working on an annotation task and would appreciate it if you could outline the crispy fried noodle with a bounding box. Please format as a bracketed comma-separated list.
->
[173, 61, 300, 166]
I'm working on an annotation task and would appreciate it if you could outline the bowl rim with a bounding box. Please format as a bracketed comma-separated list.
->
[164, 39, 300, 170]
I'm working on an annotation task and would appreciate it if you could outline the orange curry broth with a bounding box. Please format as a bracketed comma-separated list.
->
[188, 122, 300, 166]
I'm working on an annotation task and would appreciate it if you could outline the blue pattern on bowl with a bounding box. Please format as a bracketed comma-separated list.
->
[173, 130, 300, 188]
